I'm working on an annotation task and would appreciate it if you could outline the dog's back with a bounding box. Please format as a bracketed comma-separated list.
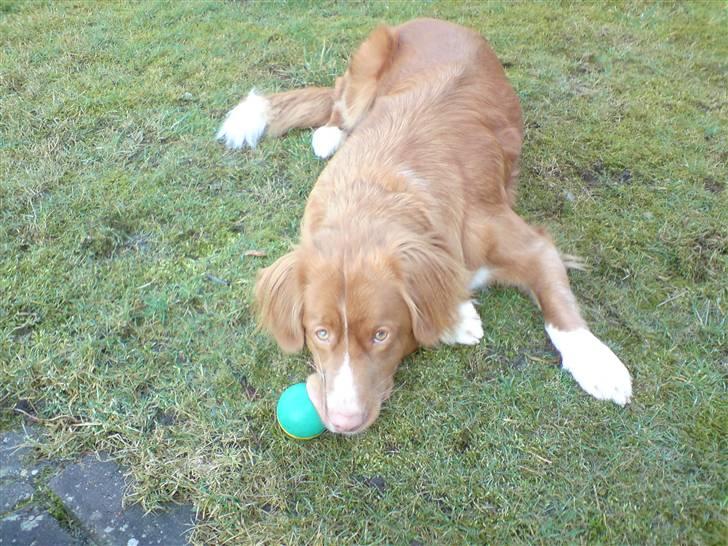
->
[306, 19, 524, 267]
[390, 18, 524, 194]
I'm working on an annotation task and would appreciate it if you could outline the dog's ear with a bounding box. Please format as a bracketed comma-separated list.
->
[255, 250, 305, 353]
[394, 237, 468, 346]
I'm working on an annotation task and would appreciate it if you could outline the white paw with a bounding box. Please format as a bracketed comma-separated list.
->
[216, 90, 269, 149]
[312, 125, 343, 159]
[440, 301, 484, 345]
[546, 325, 633, 406]
[469, 266, 494, 291]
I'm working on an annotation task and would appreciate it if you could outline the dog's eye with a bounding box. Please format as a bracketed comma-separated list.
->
[373, 328, 389, 343]
[315, 328, 330, 342]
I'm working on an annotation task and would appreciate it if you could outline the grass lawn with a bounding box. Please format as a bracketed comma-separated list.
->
[1, 1, 726, 544]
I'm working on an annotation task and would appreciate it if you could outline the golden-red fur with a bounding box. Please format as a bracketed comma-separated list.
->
[254, 19, 595, 433]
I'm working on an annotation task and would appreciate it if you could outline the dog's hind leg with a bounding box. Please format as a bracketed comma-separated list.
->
[311, 25, 398, 159]
[478, 208, 632, 405]
[217, 87, 334, 150]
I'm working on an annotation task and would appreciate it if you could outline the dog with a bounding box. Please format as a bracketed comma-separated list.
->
[217, 18, 632, 435]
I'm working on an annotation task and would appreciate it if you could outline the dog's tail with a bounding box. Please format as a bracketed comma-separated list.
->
[216, 86, 333, 149]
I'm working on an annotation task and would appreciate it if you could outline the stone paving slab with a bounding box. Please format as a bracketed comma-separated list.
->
[0, 482, 34, 514]
[0, 507, 75, 546]
[0, 432, 33, 481]
[49, 454, 194, 546]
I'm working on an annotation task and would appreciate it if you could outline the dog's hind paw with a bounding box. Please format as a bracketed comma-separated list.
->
[312, 125, 344, 159]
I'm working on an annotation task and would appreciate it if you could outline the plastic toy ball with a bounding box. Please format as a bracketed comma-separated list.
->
[276, 382, 325, 440]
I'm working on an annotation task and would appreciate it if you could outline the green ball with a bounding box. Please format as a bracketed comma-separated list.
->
[276, 382, 325, 440]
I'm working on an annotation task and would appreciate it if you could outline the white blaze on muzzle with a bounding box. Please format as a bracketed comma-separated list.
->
[327, 351, 363, 417]
[325, 289, 367, 433]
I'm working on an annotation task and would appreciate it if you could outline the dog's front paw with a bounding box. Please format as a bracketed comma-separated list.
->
[546, 325, 632, 406]
[441, 301, 484, 345]
[216, 90, 269, 149]
[312, 125, 344, 158]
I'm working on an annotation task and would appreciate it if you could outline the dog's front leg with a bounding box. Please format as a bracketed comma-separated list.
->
[478, 209, 632, 405]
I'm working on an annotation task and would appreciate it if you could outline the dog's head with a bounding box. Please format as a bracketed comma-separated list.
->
[255, 234, 465, 434]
